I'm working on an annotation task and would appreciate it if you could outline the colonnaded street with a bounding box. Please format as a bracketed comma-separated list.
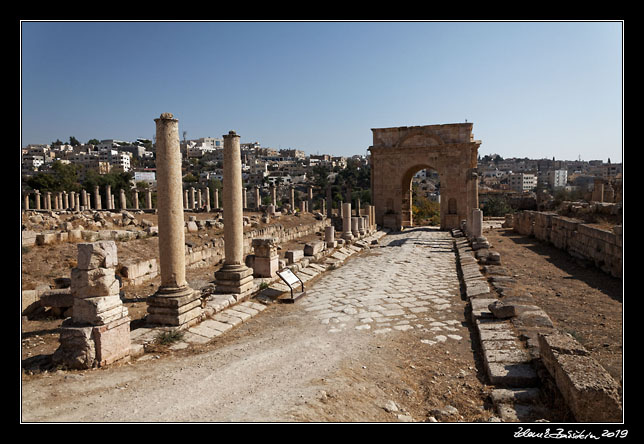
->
[21, 228, 493, 423]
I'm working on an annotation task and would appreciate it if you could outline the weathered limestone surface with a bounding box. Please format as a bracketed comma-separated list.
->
[538, 332, 622, 422]
[214, 131, 253, 295]
[369, 123, 480, 230]
[53, 240, 131, 369]
[148, 113, 201, 327]
[513, 210, 622, 278]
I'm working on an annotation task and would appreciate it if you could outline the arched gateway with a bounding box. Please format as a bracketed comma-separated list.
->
[368, 123, 481, 231]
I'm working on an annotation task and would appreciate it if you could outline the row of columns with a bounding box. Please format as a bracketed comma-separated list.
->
[23, 187, 155, 212]
[23, 183, 322, 213]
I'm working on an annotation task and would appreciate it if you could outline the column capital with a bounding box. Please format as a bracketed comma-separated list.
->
[154, 112, 177, 122]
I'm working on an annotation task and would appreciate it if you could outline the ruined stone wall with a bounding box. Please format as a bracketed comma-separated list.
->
[512, 211, 622, 279]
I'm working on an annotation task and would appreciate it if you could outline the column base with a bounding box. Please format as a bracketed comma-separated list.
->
[214, 264, 254, 294]
[146, 285, 202, 328]
[342, 232, 354, 242]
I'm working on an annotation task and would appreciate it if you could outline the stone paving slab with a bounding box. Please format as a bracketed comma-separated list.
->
[299, 229, 466, 349]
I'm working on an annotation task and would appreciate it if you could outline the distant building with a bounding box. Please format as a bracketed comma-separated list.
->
[547, 169, 568, 189]
[509, 173, 537, 193]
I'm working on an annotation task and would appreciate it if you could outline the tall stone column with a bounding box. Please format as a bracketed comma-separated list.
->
[242, 187, 247, 209]
[146, 113, 201, 328]
[133, 189, 139, 209]
[254, 185, 260, 209]
[45, 192, 51, 210]
[35, 190, 41, 210]
[342, 202, 353, 242]
[106, 185, 112, 210]
[215, 131, 254, 295]
[290, 185, 295, 211]
[205, 186, 211, 212]
[81, 189, 88, 209]
[24, 192, 30, 210]
[120, 189, 127, 210]
[270, 184, 277, 206]
[63, 192, 69, 210]
[189, 187, 196, 210]
[146, 189, 152, 210]
[94, 186, 101, 210]
[471, 208, 483, 238]
[184, 189, 189, 209]
[214, 188, 220, 210]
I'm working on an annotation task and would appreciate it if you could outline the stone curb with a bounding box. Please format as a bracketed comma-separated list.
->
[452, 233, 544, 422]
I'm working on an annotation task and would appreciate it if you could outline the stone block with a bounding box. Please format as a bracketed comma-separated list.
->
[77, 241, 118, 270]
[252, 237, 278, 258]
[253, 255, 278, 278]
[52, 325, 96, 369]
[39, 288, 74, 308]
[486, 362, 539, 387]
[71, 267, 120, 298]
[72, 296, 128, 325]
[285, 249, 304, 264]
[538, 332, 622, 422]
[304, 241, 325, 256]
[92, 316, 131, 366]
[488, 300, 515, 319]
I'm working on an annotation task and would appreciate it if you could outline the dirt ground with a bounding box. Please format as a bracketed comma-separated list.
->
[484, 227, 623, 386]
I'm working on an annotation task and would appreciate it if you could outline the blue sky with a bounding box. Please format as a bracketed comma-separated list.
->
[21, 21, 623, 162]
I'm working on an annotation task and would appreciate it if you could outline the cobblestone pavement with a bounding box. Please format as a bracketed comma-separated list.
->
[301, 228, 467, 345]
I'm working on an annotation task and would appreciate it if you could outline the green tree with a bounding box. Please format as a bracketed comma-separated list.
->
[69, 136, 81, 146]
[87, 138, 100, 145]
[183, 173, 199, 183]
[412, 185, 440, 226]
[482, 196, 512, 217]
[26, 161, 82, 193]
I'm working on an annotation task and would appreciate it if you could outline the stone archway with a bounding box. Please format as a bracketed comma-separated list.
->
[368, 123, 481, 231]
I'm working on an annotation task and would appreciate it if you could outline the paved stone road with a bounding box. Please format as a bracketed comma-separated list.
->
[301, 228, 466, 345]
[22, 227, 480, 423]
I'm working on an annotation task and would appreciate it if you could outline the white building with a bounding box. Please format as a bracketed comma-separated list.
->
[509, 173, 537, 192]
[547, 169, 568, 189]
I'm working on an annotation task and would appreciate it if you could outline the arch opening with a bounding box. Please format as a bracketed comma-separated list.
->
[401, 164, 441, 228]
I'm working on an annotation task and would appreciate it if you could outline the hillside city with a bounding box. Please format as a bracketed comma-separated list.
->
[20, 135, 623, 216]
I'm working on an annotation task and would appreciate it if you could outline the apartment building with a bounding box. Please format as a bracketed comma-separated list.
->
[509, 173, 537, 192]
[547, 169, 568, 189]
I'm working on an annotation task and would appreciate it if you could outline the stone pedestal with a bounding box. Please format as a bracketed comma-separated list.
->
[215, 131, 254, 295]
[53, 241, 131, 369]
[251, 237, 279, 278]
[147, 113, 201, 327]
